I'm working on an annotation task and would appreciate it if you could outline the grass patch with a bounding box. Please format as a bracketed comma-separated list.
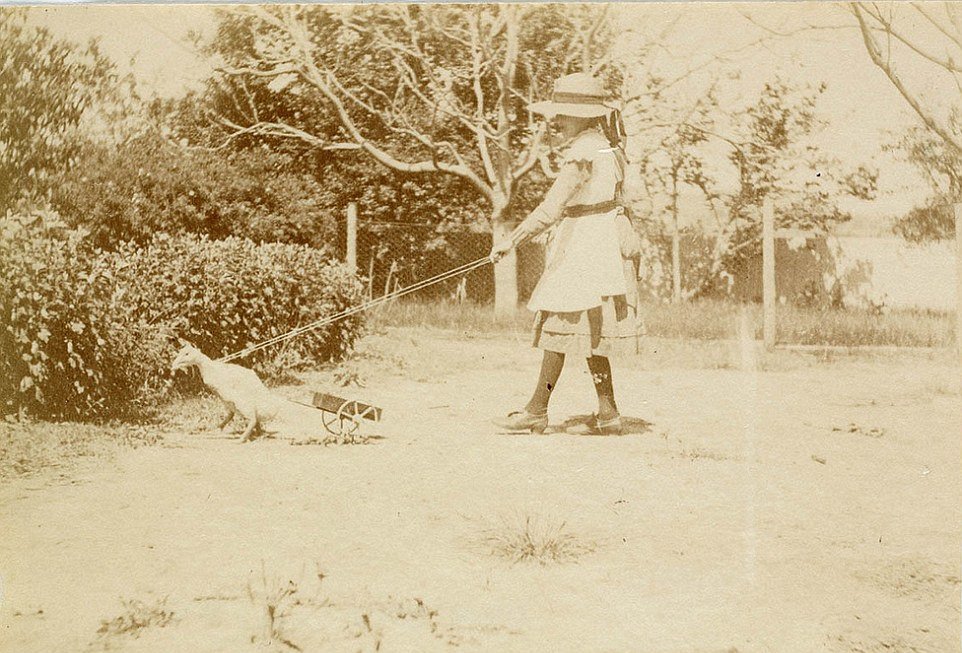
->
[0, 419, 162, 481]
[776, 304, 954, 348]
[641, 299, 748, 341]
[371, 298, 955, 348]
[476, 514, 596, 566]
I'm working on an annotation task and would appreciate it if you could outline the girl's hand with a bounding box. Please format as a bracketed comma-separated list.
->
[489, 239, 514, 263]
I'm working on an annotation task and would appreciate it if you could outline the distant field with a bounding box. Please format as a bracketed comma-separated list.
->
[371, 298, 956, 348]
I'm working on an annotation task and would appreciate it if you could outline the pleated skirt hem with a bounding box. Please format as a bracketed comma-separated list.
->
[531, 295, 641, 358]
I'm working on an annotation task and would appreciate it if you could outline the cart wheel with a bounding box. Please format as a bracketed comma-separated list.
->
[321, 407, 349, 437]
[336, 400, 367, 436]
[319, 399, 360, 439]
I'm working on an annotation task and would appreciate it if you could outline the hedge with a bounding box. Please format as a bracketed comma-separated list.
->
[1, 210, 364, 420]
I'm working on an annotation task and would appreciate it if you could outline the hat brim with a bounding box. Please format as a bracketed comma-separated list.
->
[528, 100, 614, 118]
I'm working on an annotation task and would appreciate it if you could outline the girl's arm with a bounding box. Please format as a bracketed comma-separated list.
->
[507, 161, 590, 247]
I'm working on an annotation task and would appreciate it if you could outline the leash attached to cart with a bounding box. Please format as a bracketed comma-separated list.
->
[216, 256, 493, 438]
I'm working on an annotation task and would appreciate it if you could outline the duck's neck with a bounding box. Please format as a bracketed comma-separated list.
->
[193, 354, 216, 384]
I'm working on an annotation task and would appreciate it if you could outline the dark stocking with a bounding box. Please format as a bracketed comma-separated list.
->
[587, 355, 618, 420]
[525, 351, 565, 416]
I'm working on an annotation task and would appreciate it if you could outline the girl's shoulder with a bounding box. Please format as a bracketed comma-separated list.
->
[562, 131, 617, 167]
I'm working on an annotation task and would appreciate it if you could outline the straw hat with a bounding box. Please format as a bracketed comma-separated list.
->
[528, 72, 616, 119]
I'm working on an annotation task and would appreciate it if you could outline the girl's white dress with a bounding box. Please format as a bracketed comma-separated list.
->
[510, 129, 641, 357]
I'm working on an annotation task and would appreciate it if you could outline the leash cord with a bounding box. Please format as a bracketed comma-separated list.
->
[216, 256, 492, 363]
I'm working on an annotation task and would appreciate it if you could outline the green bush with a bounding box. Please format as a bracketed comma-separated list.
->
[1, 210, 363, 420]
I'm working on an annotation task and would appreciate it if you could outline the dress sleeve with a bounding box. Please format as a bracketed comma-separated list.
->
[508, 161, 590, 246]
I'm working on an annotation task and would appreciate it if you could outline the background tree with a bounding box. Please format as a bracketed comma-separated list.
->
[632, 76, 874, 299]
[164, 83, 497, 298]
[710, 78, 874, 290]
[887, 110, 962, 242]
[0, 9, 114, 211]
[193, 4, 612, 314]
[636, 85, 722, 302]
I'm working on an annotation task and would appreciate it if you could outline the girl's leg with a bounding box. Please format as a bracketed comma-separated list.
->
[525, 350, 565, 416]
[587, 355, 619, 421]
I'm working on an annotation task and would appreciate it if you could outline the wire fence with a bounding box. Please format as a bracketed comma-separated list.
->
[354, 220, 546, 304]
[349, 216, 825, 306]
[339, 202, 961, 357]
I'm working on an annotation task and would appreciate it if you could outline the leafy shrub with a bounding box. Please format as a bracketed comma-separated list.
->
[114, 233, 364, 367]
[0, 209, 142, 419]
[52, 135, 339, 251]
[893, 201, 955, 244]
[1, 209, 363, 420]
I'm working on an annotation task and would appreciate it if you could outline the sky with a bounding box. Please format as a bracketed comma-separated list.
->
[22, 2, 958, 228]
[25, 4, 217, 96]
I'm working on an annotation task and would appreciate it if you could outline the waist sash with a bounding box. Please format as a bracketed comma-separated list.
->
[562, 199, 622, 218]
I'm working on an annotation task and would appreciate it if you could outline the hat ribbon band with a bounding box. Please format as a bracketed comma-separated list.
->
[551, 91, 608, 105]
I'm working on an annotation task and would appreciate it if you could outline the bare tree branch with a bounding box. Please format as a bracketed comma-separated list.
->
[851, 2, 962, 155]
[511, 124, 546, 181]
[469, 13, 498, 187]
[281, 13, 496, 199]
[859, 3, 962, 72]
[216, 64, 296, 78]
[581, 5, 609, 71]
[209, 114, 359, 151]
[911, 2, 962, 48]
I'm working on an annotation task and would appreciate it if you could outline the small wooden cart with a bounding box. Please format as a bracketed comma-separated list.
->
[311, 391, 382, 439]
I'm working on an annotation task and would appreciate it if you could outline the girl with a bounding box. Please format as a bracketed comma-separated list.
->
[490, 72, 640, 436]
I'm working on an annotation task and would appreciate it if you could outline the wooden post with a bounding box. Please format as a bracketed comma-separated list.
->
[671, 173, 682, 303]
[955, 204, 962, 364]
[671, 216, 682, 303]
[762, 198, 776, 349]
[346, 202, 358, 273]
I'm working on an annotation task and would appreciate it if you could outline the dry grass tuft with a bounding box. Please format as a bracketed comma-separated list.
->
[96, 596, 175, 640]
[246, 560, 329, 651]
[476, 514, 596, 566]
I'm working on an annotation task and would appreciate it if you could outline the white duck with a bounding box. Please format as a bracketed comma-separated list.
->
[171, 342, 281, 441]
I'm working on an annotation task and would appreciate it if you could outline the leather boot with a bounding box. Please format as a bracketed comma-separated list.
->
[493, 410, 549, 434]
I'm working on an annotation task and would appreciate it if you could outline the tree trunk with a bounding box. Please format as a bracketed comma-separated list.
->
[492, 218, 519, 316]
[491, 10, 520, 318]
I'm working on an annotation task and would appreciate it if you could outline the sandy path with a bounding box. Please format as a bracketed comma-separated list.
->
[1, 332, 959, 652]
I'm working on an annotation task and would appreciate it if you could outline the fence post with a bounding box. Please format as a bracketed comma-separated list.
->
[762, 198, 775, 349]
[956, 204, 962, 364]
[671, 214, 682, 303]
[346, 201, 358, 274]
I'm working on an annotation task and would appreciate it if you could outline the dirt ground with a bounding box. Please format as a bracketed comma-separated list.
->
[2, 328, 960, 653]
